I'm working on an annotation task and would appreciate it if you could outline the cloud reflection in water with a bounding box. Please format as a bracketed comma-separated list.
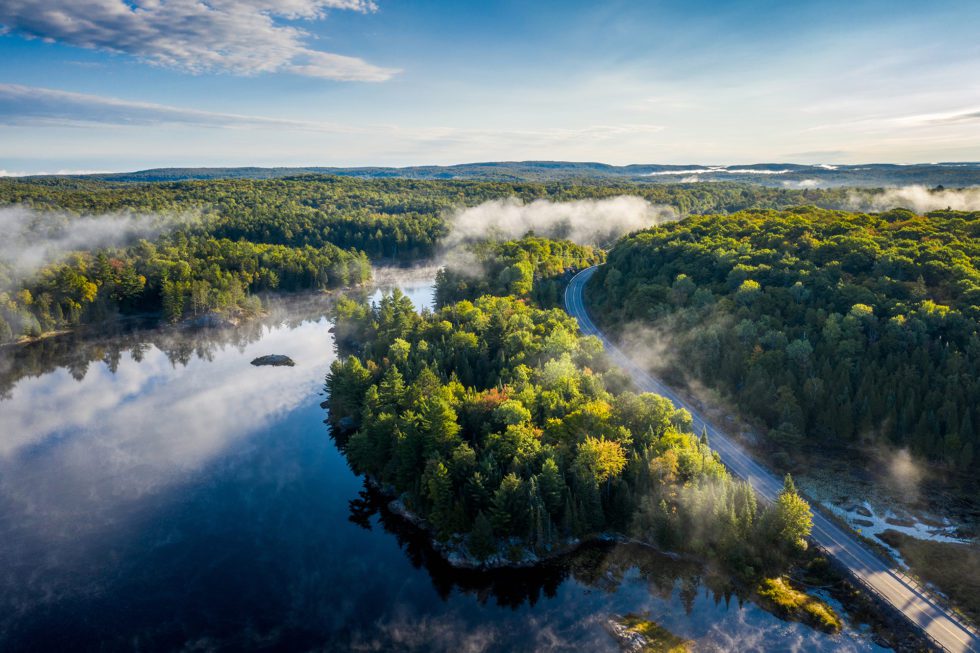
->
[0, 317, 335, 535]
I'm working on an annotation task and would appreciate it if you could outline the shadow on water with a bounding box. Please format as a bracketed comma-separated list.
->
[348, 483, 727, 613]
[338, 482, 893, 652]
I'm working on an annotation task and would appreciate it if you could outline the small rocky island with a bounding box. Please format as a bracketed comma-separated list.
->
[250, 355, 295, 367]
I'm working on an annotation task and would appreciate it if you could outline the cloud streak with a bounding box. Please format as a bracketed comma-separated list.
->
[0, 84, 362, 131]
[0, 0, 395, 81]
[807, 107, 980, 135]
[0, 85, 672, 154]
[901, 108, 980, 127]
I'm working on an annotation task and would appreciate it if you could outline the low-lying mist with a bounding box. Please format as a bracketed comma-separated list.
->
[444, 196, 679, 250]
[430, 196, 679, 279]
[849, 185, 980, 213]
[871, 445, 927, 504]
[0, 206, 194, 288]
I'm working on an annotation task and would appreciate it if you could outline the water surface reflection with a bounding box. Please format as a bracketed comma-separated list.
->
[0, 283, 889, 652]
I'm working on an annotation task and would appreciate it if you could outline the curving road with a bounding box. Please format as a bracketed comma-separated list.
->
[566, 266, 980, 653]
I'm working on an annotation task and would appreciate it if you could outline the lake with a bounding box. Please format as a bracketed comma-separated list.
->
[0, 280, 891, 652]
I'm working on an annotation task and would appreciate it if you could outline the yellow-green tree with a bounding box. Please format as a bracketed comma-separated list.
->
[575, 436, 627, 484]
[771, 474, 812, 554]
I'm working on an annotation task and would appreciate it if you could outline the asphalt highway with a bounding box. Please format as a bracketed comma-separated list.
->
[565, 266, 980, 653]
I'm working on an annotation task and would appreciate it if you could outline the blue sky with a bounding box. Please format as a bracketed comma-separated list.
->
[1, 0, 978, 173]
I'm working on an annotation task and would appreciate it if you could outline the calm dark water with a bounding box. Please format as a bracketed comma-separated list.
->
[0, 282, 890, 652]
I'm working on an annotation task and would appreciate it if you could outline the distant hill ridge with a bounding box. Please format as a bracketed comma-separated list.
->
[25, 161, 980, 187]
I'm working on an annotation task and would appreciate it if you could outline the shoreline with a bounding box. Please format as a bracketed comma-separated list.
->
[0, 283, 381, 351]
[362, 475, 688, 571]
[362, 476, 927, 648]
[1, 310, 243, 350]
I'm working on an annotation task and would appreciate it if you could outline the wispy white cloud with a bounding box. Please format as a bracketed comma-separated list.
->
[0, 0, 396, 81]
[0, 84, 669, 160]
[0, 83, 363, 131]
[900, 108, 980, 126]
[806, 107, 980, 134]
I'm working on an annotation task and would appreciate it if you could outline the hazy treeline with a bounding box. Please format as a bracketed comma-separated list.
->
[71, 162, 980, 189]
[591, 207, 980, 472]
[0, 175, 964, 344]
[0, 290, 353, 402]
[0, 175, 869, 256]
[0, 226, 370, 342]
[326, 237, 811, 574]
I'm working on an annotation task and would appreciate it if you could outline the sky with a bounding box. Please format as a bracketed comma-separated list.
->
[0, 0, 979, 174]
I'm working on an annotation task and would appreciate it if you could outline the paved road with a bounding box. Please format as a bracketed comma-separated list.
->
[566, 266, 980, 653]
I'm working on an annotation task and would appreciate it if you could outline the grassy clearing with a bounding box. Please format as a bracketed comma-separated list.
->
[877, 530, 980, 626]
[756, 577, 843, 633]
[612, 613, 692, 653]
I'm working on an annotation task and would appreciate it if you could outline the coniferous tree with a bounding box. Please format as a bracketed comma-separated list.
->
[468, 511, 496, 561]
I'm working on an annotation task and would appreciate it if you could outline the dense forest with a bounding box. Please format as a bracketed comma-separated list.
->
[326, 237, 812, 575]
[590, 207, 980, 473]
[0, 175, 875, 344]
[0, 175, 860, 253]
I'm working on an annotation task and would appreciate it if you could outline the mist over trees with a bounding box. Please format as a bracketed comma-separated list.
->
[0, 230, 371, 341]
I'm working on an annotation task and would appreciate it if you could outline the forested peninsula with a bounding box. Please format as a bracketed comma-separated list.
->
[325, 237, 814, 585]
